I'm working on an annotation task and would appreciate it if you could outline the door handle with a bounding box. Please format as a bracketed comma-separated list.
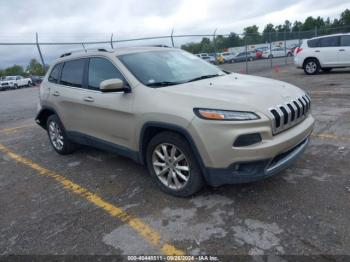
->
[52, 91, 60, 96]
[315, 50, 320, 52]
[83, 96, 94, 102]
[339, 49, 345, 51]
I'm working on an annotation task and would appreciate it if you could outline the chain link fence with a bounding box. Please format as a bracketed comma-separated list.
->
[0, 25, 349, 75]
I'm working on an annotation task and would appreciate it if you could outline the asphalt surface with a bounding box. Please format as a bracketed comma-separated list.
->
[0, 64, 350, 260]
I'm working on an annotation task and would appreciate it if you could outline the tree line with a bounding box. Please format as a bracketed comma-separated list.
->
[181, 9, 350, 54]
[0, 59, 46, 77]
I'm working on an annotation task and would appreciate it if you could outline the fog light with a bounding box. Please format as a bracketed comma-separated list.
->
[233, 133, 262, 147]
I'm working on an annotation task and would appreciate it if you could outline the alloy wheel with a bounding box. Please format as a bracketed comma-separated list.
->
[305, 61, 317, 74]
[48, 121, 64, 150]
[152, 143, 190, 190]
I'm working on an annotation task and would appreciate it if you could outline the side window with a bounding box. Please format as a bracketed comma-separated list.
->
[307, 39, 319, 48]
[319, 36, 339, 47]
[88, 57, 126, 90]
[48, 63, 63, 84]
[340, 35, 350, 46]
[60, 59, 85, 88]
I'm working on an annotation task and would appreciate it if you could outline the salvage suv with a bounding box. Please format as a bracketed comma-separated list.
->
[36, 47, 314, 196]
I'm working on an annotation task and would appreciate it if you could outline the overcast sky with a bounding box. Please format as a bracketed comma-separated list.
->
[0, 0, 348, 68]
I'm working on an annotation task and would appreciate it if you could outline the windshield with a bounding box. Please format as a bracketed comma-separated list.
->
[5, 76, 16, 80]
[118, 50, 225, 87]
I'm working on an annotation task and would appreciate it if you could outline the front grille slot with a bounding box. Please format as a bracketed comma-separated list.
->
[270, 109, 280, 128]
[287, 103, 295, 121]
[269, 95, 311, 135]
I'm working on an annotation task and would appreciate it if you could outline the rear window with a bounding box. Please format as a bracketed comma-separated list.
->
[60, 59, 85, 88]
[340, 35, 350, 46]
[48, 63, 63, 84]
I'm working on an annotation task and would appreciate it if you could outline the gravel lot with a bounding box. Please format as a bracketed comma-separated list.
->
[0, 63, 349, 260]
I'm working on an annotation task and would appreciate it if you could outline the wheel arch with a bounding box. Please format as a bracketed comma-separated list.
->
[139, 122, 208, 178]
[35, 106, 58, 130]
[303, 57, 320, 67]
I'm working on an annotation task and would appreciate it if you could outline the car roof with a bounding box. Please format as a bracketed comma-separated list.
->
[53, 46, 179, 64]
[308, 33, 350, 40]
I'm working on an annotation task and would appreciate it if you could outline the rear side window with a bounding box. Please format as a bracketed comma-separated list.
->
[319, 36, 339, 47]
[88, 57, 126, 90]
[60, 59, 85, 88]
[307, 39, 319, 48]
[340, 35, 350, 46]
[48, 63, 63, 83]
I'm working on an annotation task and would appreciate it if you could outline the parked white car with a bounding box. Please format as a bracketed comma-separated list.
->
[262, 48, 291, 58]
[195, 53, 209, 58]
[294, 33, 350, 75]
[0, 75, 32, 90]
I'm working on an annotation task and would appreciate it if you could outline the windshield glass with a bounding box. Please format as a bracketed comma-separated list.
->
[118, 50, 224, 86]
[5, 76, 16, 80]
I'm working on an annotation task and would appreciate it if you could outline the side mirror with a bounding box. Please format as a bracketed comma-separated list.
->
[100, 78, 131, 93]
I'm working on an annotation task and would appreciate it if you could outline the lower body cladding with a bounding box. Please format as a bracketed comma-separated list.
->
[190, 114, 315, 187]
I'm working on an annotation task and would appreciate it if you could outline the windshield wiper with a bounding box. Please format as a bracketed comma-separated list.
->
[185, 74, 222, 83]
[146, 81, 182, 87]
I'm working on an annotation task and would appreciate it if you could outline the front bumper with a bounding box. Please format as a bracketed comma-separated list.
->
[205, 136, 310, 186]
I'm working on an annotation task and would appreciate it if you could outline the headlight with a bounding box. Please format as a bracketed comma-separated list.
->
[194, 108, 260, 121]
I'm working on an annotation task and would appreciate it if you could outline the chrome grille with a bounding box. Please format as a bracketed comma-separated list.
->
[269, 94, 311, 135]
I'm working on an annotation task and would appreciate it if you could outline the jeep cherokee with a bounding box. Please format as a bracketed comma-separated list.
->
[36, 47, 314, 196]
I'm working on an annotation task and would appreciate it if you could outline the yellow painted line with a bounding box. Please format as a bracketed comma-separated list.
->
[312, 133, 350, 142]
[0, 143, 185, 256]
[0, 124, 35, 134]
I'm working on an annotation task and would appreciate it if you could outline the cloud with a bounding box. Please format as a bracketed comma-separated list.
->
[0, 0, 347, 68]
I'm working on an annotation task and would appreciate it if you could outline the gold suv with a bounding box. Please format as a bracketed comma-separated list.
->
[36, 47, 314, 196]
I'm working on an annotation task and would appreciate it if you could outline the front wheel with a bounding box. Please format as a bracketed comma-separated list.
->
[303, 58, 320, 75]
[146, 131, 204, 197]
[47, 115, 76, 155]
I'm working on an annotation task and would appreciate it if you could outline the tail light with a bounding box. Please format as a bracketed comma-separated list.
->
[295, 47, 303, 55]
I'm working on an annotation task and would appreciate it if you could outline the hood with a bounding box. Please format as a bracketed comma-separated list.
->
[159, 73, 306, 116]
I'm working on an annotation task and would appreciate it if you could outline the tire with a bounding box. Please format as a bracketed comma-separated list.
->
[303, 58, 320, 75]
[146, 131, 204, 197]
[287, 52, 292, 57]
[268, 54, 273, 59]
[14, 84, 18, 89]
[27, 81, 31, 87]
[322, 68, 332, 72]
[47, 114, 76, 155]
[249, 57, 253, 61]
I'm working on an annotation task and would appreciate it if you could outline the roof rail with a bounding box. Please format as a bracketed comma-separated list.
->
[59, 48, 111, 58]
[149, 44, 171, 48]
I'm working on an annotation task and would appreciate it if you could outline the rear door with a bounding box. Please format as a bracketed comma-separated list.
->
[339, 35, 350, 66]
[48, 58, 87, 133]
[316, 36, 340, 66]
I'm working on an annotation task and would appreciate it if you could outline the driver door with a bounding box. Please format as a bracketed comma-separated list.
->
[77, 57, 135, 149]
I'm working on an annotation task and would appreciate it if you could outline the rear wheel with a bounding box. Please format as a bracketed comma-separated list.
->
[47, 115, 76, 155]
[303, 58, 320, 75]
[268, 54, 273, 59]
[146, 131, 204, 197]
